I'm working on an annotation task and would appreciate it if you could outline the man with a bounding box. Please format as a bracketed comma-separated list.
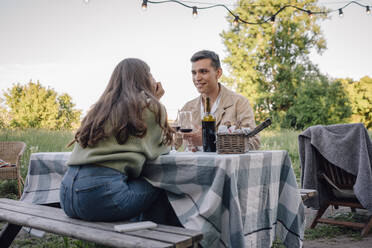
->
[181, 50, 260, 150]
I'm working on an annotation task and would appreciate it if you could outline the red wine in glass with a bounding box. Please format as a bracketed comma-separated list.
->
[170, 125, 181, 132]
[179, 111, 193, 151]
[180, 128, 192, 133]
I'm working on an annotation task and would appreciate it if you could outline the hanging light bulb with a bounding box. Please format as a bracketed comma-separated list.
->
[338, 8, 343, 17]
[270, 15, 276, 24]
[307, 10, 313, 19]
[83, 0, 89, 4]
[192, 6, 198, 18]
[233, 16, 239, 27]
[366, 6, 371, 15]
[142, 0, 148, 11]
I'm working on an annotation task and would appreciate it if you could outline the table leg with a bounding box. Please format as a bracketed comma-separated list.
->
[0, 223, 22, 247]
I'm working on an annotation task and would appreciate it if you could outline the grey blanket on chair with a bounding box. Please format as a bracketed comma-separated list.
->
[299, 123, 372, 214]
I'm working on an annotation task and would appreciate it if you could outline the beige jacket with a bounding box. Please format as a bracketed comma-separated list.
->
[181, 84, 260, 150]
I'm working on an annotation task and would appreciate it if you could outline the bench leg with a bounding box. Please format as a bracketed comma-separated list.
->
[0, 223, 22, 247]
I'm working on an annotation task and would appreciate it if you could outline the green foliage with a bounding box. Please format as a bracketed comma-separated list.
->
[220, 0, 353, 128]
[2, 81, 81, 130]
[272, 239, 286, 248]
[0, 180, 18, 200]
[0, 128, 74, 181]
[305, 224, 356, 240]
[221, 0, 327, 102]
[259, 129, 301, 181]
[305, 212, 368, 240]
[284, 76, 352, 129]
[0, 98, 10, 129]
[8, 231, 110, 248]
[341, 76, 372, 129]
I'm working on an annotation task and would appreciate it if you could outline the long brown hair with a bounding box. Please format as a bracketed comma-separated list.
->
[69, 58, 173, 148]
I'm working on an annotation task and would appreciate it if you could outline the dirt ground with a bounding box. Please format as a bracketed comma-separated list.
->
[302, 207, 372, 248]
[304, 235, 372, 248]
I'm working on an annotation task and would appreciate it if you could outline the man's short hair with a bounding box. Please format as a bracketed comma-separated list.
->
[190, 50, 221, 70]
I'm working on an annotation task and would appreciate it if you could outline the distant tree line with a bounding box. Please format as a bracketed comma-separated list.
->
[221, 0, 372, 130]
[0, 75, 370, 131]
[0, 81, 81, 130]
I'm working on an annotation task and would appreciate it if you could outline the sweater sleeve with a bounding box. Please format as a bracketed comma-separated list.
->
[142, 103, 170, 160]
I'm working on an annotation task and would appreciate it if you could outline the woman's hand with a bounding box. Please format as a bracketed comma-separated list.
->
[154, 82, 165, 100]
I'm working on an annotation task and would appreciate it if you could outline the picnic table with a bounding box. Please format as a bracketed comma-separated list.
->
[21, 150, 305, 248]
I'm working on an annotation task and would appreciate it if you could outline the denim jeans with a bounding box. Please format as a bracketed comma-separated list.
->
[60, 165, 181, 226]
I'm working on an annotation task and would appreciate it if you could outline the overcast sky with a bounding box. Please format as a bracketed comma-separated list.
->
[1, 0, 371, 120]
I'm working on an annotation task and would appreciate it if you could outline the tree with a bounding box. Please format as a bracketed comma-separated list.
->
[0, 98, 11, 129]
[56, 93, 82, 130]
[341, 76, 372, 129]
[285, 75, 352, 129]
[3, 81, 81, 130]
[221, 0, 330, 128]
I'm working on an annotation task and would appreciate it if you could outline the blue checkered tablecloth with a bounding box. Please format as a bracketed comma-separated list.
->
[21, 150, 304, 248]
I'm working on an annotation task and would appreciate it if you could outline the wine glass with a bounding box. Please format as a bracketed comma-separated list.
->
[179, 111, 193, 151]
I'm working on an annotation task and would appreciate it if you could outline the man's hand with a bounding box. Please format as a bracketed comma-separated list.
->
[173, 132, 183, 150]
[182, 128, 202, 151]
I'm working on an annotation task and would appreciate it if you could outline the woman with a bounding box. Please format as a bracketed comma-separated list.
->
[60, 58, 180, 226]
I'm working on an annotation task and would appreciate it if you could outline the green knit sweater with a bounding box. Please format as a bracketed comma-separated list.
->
[67, 104, 170, 178]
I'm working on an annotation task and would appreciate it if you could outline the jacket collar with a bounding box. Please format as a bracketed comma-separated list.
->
[187, 84, 235, 127]
[214, 84, 234, 126]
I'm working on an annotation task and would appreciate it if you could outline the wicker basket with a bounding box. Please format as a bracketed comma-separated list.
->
[216, 133, 249, 154]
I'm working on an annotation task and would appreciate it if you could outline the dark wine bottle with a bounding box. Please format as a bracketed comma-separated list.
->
[202, 97, 216, 152]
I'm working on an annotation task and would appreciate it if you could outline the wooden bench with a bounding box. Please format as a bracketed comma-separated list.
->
[0, 198, 203, 248]
[299, 189, 317, 201]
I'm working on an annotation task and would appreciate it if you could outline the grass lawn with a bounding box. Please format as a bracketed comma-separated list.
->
[0, 128, 371, 247]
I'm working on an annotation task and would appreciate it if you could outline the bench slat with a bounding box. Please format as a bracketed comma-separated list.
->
[0, 198, 202, 248]
[128, 230, 192, 248]
[0, 200, 128, 231]
[157, 225, 203, 242]
[299, 189, 317, 201]
[0, 208, 171, 248]
[0, 198, 202, 243]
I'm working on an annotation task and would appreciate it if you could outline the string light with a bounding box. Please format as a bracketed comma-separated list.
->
[141, 0, 371, 26]
[307, 10, 313, 19]
[233, 16, 239, 27]
[338, 8, 344, 17]
[192, 6, 198, 18]
[270, 15, 276, 24]
[142, 0, 148, 11]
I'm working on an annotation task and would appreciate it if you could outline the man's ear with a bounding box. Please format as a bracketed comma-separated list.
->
[216, 68, 223, 79]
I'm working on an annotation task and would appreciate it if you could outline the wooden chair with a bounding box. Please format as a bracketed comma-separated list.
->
[310, 150, 372, 237]
[0, 142, 26, 198]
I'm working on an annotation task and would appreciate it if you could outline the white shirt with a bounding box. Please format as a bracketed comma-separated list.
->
[200, 92, 221, 119]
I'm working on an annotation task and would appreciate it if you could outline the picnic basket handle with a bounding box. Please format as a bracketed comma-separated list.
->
[246, 118, 272, 137]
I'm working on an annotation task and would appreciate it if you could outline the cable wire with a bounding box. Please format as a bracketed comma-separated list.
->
[144, 0, 372, 25]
